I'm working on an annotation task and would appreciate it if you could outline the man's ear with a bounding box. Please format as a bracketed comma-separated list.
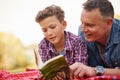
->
[107, 18, 113, 27]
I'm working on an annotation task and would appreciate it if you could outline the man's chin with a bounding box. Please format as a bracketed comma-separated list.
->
[85, 38, 94, 42]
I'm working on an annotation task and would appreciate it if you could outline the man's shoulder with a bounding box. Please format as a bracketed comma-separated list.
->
[110, 18, 120, 40]
[114, 18, 120, 22]
[113, 18, 120, 28]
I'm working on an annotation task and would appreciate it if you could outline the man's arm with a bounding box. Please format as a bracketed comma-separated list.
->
[70, 62, 120, 78]
[104, 68, 120, 75]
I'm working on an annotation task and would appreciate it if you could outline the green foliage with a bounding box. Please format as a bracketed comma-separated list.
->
[0, 32, 36, 72]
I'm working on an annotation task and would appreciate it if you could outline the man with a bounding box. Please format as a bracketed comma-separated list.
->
[70, 0, 120, 78]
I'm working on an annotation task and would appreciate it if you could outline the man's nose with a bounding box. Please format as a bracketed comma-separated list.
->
[81, 25, 88, 32]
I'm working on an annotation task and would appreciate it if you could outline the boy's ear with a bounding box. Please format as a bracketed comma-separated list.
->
[62, 21, 67, 29]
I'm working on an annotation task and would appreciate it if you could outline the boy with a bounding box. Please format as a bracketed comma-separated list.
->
[35, 5, 87, 79]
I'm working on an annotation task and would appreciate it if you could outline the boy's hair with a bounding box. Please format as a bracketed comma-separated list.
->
[83, 0, 114, 18]
[35, 5, 65, 23]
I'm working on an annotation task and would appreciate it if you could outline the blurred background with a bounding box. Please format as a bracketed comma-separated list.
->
[0, 0, 120, 73]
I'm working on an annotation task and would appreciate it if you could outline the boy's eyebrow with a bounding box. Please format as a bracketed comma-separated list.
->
[49, 24, 56, 27]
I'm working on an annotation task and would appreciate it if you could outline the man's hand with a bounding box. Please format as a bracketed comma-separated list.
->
[70, 62, 96, 78]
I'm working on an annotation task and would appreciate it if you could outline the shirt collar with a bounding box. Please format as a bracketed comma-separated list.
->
[47, 31, 73, 53]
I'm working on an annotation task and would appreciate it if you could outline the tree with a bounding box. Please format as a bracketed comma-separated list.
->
[0, 32, 31, 71]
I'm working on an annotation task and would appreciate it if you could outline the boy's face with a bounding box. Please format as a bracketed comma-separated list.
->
[39, 16, 66, 45]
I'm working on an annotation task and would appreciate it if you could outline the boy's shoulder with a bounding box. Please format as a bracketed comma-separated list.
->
[38, 38, 51, 49]
[66, 31, 83, 40]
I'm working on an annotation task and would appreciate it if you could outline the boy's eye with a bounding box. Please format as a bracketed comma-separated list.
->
[50, 25, 56, 29]
[42, 28, 47, 32]
[41, 25, 56, 32]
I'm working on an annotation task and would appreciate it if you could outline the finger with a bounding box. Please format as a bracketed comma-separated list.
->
[39, 74, 46, 80]
[57, 72, 66, 79]
[52, 78, 55, 80]
[56, 75, 64, 80]
[78, 70, 85, 77]
[70, 70, 74, 79]
[52, 75, 60, 80]
[40, 76, 46, 80]
[74, 67, 81, 77]
[53, 76, 57, 80]
[70, 63, 80, 71]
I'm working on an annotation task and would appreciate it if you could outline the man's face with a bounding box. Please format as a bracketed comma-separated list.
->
[39, 16, 66, 45]
[80, 9, 108, 42]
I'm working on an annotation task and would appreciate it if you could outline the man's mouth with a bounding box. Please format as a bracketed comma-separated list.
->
[84, 34, 92, 38]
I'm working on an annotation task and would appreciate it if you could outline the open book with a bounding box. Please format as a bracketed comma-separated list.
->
[40, 55, 70, 80]
[34, 49, 70, 80]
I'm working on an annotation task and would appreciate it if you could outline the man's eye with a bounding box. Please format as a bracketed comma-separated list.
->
[86, 23, 94, 27]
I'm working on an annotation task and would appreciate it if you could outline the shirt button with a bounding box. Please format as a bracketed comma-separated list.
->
[115, 62, 118, 65]
[105, 53, 107, 55]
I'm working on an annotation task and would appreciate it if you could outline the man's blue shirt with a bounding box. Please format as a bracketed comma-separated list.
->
[78, 19, 120, 68]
